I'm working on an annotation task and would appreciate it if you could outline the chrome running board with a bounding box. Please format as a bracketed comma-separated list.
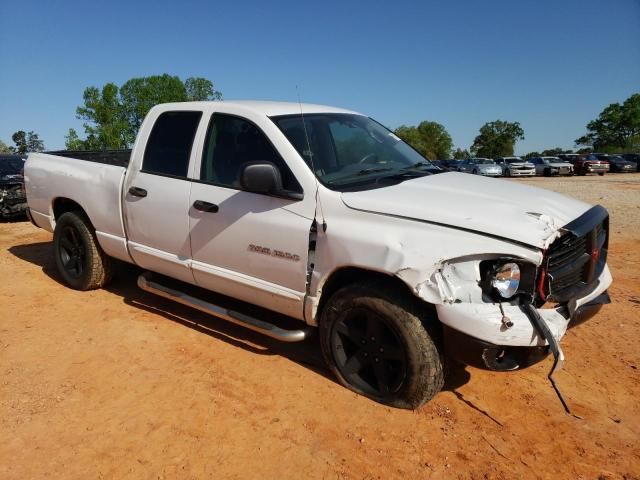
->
[137, 273, 311, 343]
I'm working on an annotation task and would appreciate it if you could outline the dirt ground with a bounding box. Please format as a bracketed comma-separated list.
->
[1, 174, 639, 479]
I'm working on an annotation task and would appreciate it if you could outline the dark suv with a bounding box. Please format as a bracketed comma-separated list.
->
[0, 155, 27, 219]
[621, 153, 640, 172]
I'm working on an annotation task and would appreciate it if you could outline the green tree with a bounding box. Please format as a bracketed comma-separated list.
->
[575, 93, 640, 151]
[523, 151, 540, 159]
[470, 120, 524, 158]
[27, 131, 45, 152]
[452, 147, 469, 159]
[541, 148, 571, 156]
[119, 74, 187, 144]
[76, 83, 128, 149]
[11, 131, 27, 154]
[0, 139, 13, 153]
[10, 130, 45, 154]
[394, 121, 453, 159]
[185, 77, 222, 101]
[72, 74, 222, 149]
[65, 128, 87, 150]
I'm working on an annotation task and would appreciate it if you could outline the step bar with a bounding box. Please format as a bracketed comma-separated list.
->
[137, 273, 311, 343]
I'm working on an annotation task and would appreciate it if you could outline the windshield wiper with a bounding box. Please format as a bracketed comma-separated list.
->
[357, 167, 393, 176]
[402, 161, 434, 170]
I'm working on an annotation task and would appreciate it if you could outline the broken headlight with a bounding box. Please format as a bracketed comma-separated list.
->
[491, 262, 520, 298]
[480, 259, 537, 301]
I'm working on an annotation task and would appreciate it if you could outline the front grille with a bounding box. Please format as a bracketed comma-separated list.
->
[542, 208, 609, 303]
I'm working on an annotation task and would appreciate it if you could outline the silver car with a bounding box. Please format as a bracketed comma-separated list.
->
[495, 156, 536, 177]
[529, 157, 574, 176]
[458, 158, 503, 176]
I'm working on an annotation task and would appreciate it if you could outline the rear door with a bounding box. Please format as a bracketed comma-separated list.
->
[123, 110, 204, 283]
[187, 112, 315, 319]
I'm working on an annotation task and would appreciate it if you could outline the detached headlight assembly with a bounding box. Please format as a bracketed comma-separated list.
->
[480, 259, 537, 301]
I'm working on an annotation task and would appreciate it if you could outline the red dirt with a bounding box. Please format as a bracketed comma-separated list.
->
[1, 181, 639, 478]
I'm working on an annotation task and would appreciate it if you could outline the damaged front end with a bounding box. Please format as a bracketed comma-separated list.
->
[0, 182, 28, 219]
[403, 205, 612, 413]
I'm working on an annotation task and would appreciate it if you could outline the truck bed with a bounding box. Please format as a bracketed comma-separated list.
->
[25, 151, 131, 263]
[47, 149, 131, 168]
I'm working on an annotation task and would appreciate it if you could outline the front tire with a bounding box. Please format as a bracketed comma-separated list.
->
[319, 283, 444, 409]
[53, 211, 114, 290]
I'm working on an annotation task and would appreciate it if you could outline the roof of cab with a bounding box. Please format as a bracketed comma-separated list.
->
[155, 100, 362, 117]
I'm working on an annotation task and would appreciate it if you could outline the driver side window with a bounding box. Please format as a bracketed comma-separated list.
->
[200, 114, 301, 192]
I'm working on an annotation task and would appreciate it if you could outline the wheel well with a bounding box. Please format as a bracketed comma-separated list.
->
[316, 267, 425, 318]
[52, 198, 86, 221]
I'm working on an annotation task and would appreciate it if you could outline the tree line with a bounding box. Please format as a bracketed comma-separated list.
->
[394, 92, 639, 159]
[1, 78, 637, 159]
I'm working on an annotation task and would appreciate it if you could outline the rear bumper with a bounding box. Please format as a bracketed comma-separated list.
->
[438, 265, 612, 370]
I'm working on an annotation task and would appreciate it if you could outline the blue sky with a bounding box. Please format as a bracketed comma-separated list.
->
[1, 0, 639, 154]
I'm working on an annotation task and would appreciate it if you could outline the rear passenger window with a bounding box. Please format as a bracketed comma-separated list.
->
[142, 111, 202, 177]
[201, 114, 301, 192]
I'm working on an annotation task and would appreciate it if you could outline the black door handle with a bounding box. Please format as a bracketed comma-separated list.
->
[193, 200, 219, 213]
[129, 186, 147, 198]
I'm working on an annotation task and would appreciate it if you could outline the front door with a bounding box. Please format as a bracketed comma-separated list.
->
[188, 113, 315, 319]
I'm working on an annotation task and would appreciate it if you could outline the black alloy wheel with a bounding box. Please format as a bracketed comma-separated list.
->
[53, 211, 114, 290]
[330, 307, 408, 396]
[58, 224, 86, 279]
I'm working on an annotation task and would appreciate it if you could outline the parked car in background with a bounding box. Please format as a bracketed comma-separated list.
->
[604, 155, 636, 173]
[569, 154, 609, 176]
[0, 154, 27, 219]
[457, 158, 503, 176]
[432, 159, 463, 171]
[495, 157, 535, 177]
[529, 157, 574, 176]
[621, 153, 640, 172]
[493, 157, 507, 174]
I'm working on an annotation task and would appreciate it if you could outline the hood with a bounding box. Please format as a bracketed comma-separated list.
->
[341, 172, 592, 248]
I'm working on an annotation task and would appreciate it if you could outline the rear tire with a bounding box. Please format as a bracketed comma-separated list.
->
[319, 283, 444, 409]
[53, 211, 114, 290]
[598, 172, 605, 176]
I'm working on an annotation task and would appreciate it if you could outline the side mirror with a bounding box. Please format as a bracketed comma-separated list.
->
[240, 161, 304, 200]
[240, 161, 284, 195]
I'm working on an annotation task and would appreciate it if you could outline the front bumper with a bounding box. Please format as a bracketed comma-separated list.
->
[584, 165, 609, 173]
[438, 264, 612, 370]
[509, 169, 536, 176]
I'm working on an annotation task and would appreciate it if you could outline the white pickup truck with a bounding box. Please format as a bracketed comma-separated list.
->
[25, 101, 612, 409]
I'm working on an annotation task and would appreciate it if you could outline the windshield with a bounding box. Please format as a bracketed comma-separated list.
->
[474, 159, 495, 165]
[0, 157, 25, 175]
[272, 113, 435, 189]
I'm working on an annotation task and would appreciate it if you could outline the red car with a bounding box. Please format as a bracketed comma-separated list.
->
[559, 154, 609, 176]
